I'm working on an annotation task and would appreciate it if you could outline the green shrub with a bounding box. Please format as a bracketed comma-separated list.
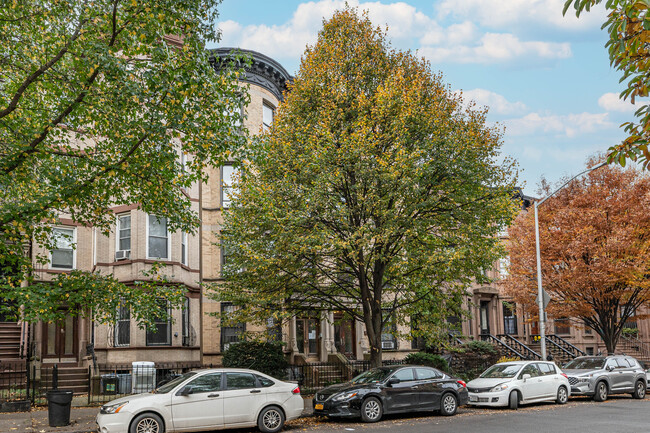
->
[222, 340, 288, 379]
[404, 352, 449, 372]
[461, 340, 497, 355]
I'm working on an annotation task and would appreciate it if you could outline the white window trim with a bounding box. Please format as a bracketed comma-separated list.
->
[181, 231, 188, 266]
[262, 101, 275, 132]
[221, 164, 236, 208]
[115, 213, 132, 254]
[49, 226, 76, 270]
[146, 214, 171, 260]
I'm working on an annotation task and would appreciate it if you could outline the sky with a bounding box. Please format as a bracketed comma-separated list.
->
[210, 0, 637, 194]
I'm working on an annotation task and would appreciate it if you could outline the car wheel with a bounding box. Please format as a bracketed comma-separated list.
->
[508, 391, 519, 410]
[593, 381, 608, 402]
[257, 406, 285, 433]
[556, 386, 568, 405]
[439, 393, 458, 416]
[632, 380, 646, 399]
[360, 397, 383, 423]
[130, 413, 164, 433]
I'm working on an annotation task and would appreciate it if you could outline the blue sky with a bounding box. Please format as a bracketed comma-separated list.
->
[212, 0, 637, 194]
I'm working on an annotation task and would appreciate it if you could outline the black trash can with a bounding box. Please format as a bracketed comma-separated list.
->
[47, 389, 73, 427]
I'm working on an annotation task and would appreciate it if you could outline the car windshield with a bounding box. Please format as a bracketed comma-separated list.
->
[154, 372, 197, 394]
[480, 364, 522, 379]
[564, 358, 606, 370]
[351, 368, 391, 384]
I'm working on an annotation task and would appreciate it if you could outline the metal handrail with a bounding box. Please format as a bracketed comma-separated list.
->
[547, 334, 586, 357]
[497, 334, 541, 360]
[480, 334, 527, 360]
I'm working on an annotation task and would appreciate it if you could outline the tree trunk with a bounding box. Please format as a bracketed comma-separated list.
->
[369, 335, 383, 368]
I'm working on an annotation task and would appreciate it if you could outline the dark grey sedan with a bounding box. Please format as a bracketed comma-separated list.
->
[563, 355, 646, 401]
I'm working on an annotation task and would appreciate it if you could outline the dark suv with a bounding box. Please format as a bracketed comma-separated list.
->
[563, 355, 646, 401]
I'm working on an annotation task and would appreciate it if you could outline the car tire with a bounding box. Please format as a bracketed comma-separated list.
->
[632, 380, 646, 399]
[508, 391, 519, 410]
[593, 381, 608, 402]
[439, 393, 458, 416]
[360, 397, 383, 423]
[257, 405, 285, 433]
[556, 386, 568, 405]
[129, 412, 164, 433]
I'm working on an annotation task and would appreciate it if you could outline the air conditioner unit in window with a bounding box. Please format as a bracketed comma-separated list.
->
[381, 341, 395, 350]
[115, 250, 131, 261]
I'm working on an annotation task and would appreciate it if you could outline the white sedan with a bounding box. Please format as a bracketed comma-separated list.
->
[466, 360, 570, 409]
[96, 368, 303, 433]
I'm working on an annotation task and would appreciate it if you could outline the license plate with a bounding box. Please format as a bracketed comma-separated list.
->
[315, 404, 324, 410]
[469, 395, 478, 402]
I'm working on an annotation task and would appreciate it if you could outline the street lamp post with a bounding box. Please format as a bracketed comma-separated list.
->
[533, 162, 606, 360]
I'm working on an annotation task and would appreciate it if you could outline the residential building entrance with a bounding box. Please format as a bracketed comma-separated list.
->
[333, 314, 355, 359]
[296, 318, 319, 357]
[479, 300, 490, 335]
[42, 316, 77, 362]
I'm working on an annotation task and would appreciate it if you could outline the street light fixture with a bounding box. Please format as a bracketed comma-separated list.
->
[534, 162, 607, 360]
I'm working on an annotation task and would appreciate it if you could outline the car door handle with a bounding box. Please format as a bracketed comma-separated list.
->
[208, 393, 220, 398]
[411, 386, 419, 389]
[250, 389, 261, 393]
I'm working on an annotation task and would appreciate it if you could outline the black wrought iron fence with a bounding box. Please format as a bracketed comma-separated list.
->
[0, 361, 28, 403]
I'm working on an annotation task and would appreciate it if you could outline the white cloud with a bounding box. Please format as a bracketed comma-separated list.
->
[505, 112, 612, 138]
[459, 89, 527, 115]
[421, 33, 571, 64]
[598, 92, 637, 113]
[436, 0, 605, 32]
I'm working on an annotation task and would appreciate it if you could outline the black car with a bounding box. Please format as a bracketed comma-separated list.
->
[312, 365, 468, 423]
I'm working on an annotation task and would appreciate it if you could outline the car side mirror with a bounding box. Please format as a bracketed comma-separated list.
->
[178, 385, 194, 396]
[521, 374, 531, 381]
[387, 377, 401, 386]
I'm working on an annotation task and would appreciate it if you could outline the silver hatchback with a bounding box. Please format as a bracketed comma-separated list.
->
[563, 355, 646, 401]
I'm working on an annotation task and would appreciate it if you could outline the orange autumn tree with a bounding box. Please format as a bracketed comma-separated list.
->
[503, 158, 650, 355]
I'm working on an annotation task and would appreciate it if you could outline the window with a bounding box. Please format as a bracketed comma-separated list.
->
[503, 303, 517, 335]
[519, 364, 541, 378]
[256, 375, 275, 387]
[50, 227, 75, 269]
[146, 299, 171, 346]
[499, 257, 510, 278]
[220, 303, 245, 352]
[381, 320, 397, 350]
[266, 317, 282, 342]
[554, 318, 571, 335]
[415, 368, 441, 380]
[262, 103, 274, 132]
[181, 232, 188, 266]
[147, 215, 169, 259]
[182, 297, 190, 346]
[392, 368, 415, 382]
[225, 372, 257, 390]
[114, 300, 130, 347]
[586, 347, 594, 356]
[116, 214, 131, 252]
[538, 363, 556, 375]
[221, 165, 238, 208]
[410, 317, 425, 350]
[187, 373, 222, 393]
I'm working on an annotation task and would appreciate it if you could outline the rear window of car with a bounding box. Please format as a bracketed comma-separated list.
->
[538, 363, 556, 375]
[256, 375, 275, 387]
[415, 368, 441, 380]
[225, 372, 257, 390]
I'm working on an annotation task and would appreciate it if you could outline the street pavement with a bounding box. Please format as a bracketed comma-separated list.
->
[1, 395, 649, 433]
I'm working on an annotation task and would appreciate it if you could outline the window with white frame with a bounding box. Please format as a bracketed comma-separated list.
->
[146, 299, 171, 346]
[262, 102, 274, 132]
[181, 232, 188, 266]
[116, 214, 131, 253]
[221, 165, 239, 208]
[147, 215, 169, 259]
[182, 297, 190, 346]
[50, 227, 75, 269]
[499, 256, 510, 278]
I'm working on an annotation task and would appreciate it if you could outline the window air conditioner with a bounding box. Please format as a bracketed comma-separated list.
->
[115, 250, 131, 261]
[381, 341, 395, 350]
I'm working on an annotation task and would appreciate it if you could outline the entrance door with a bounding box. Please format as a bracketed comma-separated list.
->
[43, 316, 77, 362]
[503, 303, 517, 335]
[479, 301, 490, 335]
[333, 314, 355, 359]
[296, 318, 319, 357]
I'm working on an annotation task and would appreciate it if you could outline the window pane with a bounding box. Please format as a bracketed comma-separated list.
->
[51, 250, 73, 268]
[119, 235, 131, 251]
[225, 372, 257, 390]
[149, 216, 167, 237]
[149, 237, 168, 259]
[119, 215, 131, 230]
[393, 368, 415, 382]
[415, 368, 439, 380]
[53, 228, 74, 249]
[188, 373, 222, 393]
[263, 104, 274, 130]
[146, 323, 169, 345]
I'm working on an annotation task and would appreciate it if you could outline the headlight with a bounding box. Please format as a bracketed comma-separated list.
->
[332, 391, 358, 401]
[578, 377, 590, 383]
[100, 402, 129, 414]
[490, 384, 508, 392]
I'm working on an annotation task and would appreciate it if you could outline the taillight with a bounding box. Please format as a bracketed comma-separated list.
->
[561, 373, 568, 379]
[457, 380, 467, 388]
[292, 386, 301, 394]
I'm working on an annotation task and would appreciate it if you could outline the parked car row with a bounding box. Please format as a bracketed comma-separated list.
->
[95, 355, 648, 433]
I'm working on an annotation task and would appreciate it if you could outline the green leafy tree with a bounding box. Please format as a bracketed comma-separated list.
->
[211, 8, 520, 367]
[0, 0, 248, 326]
[564, 0, 650, 169]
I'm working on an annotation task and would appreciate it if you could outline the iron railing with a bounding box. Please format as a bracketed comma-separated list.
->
[497, 334, 541, 360]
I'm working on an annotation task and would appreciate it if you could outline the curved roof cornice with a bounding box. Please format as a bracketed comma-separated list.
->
[209, 48, 293, 101]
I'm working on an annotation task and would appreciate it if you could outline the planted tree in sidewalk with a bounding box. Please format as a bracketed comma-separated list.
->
[0, 0, 247, 326]
[210, 8, 519, 367]
[503, 157, 650, 354]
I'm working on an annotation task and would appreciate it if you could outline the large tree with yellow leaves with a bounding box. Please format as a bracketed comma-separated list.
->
[212, 8, 520, 367]
[0, 0, 247, 326]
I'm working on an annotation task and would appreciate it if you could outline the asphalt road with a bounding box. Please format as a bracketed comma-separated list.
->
[283, 396, 650, 433]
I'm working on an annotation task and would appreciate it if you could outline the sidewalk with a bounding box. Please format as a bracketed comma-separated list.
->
[0, 397, 314, 433]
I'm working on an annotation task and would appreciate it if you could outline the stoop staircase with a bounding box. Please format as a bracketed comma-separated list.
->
[0, 322, 22, 361]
